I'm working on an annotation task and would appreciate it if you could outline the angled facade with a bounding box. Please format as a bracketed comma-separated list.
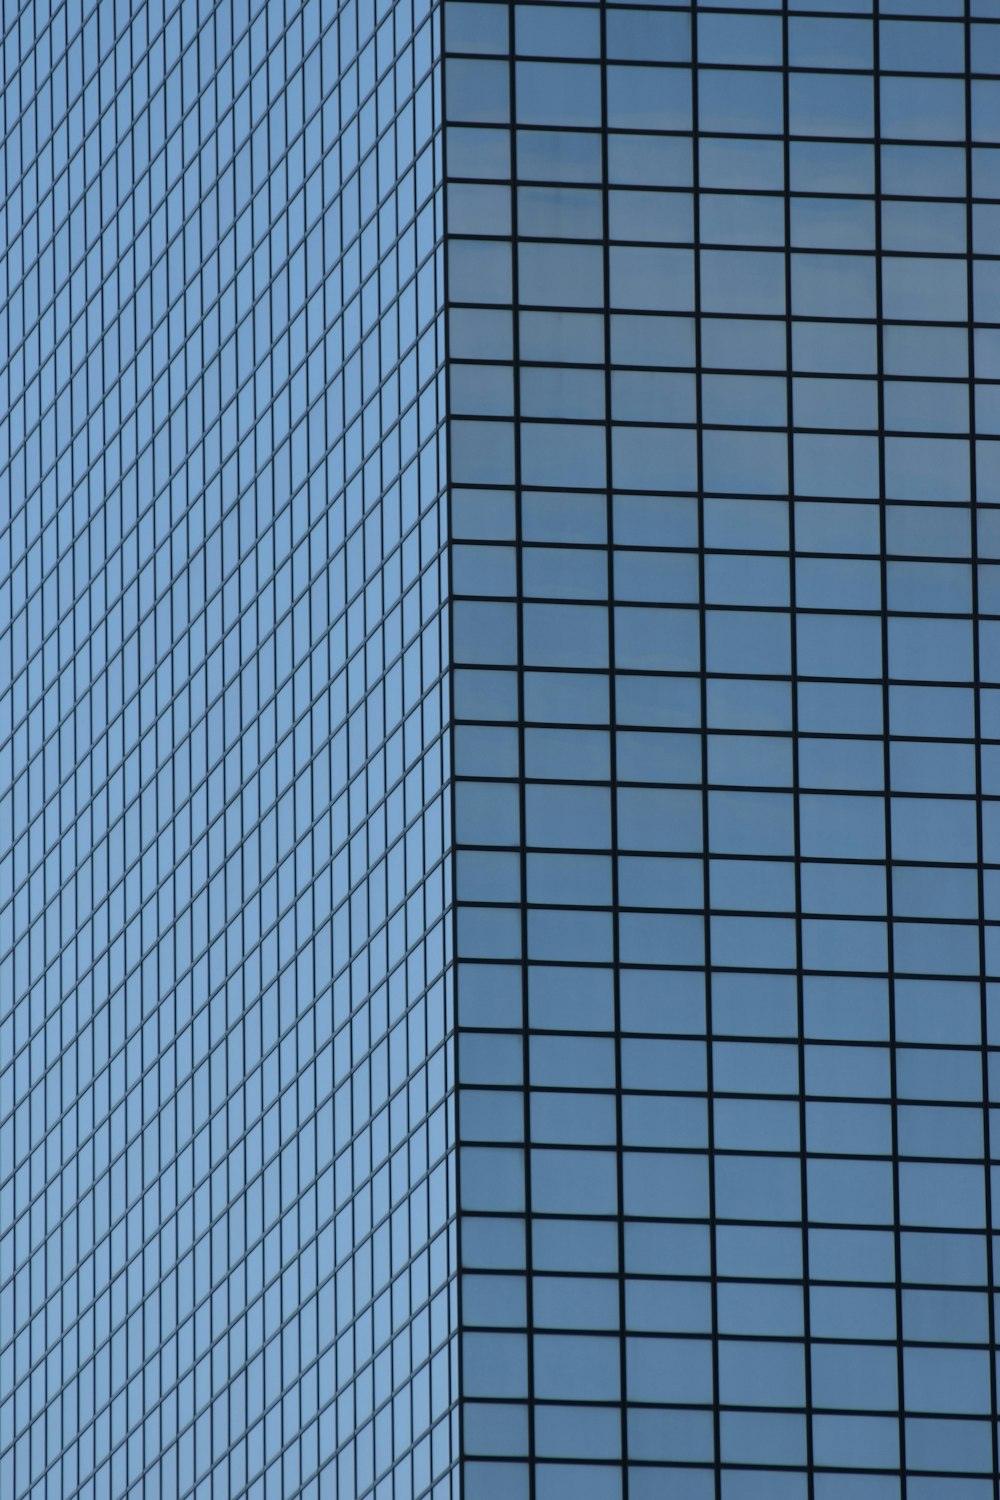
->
[3, 0, 457, 1496]
[3, 0, 1000, 1498]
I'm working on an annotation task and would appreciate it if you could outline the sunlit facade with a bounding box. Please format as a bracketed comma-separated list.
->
[4, 0, 1000, 1498]
[2, 0, 457, 1495]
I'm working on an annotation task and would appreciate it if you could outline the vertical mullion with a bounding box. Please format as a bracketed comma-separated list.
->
[872, 10, 909, 1486]
[689, 14, 724, 1500]
[965, 2, 1000, 1491]
[438, 5, 465, 1484]
[782, 4, 816, 1496]
[504, 11, 536, 1493]
[597, 4, 631, 1493]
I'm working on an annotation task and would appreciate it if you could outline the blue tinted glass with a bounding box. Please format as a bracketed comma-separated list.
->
[9, 3, 996, 1497]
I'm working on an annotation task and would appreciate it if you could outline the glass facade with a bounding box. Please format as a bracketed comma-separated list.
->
[445, 2, 1000, 1499]
[4, 1, 1000, 1499]
[1, 0, 458, 1497]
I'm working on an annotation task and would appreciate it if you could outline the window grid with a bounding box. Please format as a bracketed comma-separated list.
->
[448, 3, 1000, 1497]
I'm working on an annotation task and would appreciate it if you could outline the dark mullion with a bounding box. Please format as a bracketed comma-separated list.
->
[450, 224, 997, 267]
[454, 167, 1000, 208]
[452, 353, 995, 386]
[872, 12, 910, 1483]
[598, 1, 632, 1490]
[449, 118, 1000, 151]
[964, 0, 1000, 1489]
[450, 298, 998, 329]
[781, 4, 818, 1486]
[438, 2, 467, 1485]
[689, 18, 725, 1500]
[504, 9, 537, 1494]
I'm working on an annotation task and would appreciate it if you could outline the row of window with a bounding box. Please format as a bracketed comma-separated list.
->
[456, 960, 997, 1040]
[456, 914, 1000, 978]
[465, 1272, 995, 1336]
[465, 1459, 991, 1500]
[455, 726, 1000, 781]
[453, 493, 1000, 554]
[450, 240, 1000, 325]
[447, 4, 1000, 75]
[464, 1329, 995, 1413]
[450, 124, 1000, 203]
[455, 549, 1000, 604]
[450, 185, 1000, 255]
[447, 59, 1000, 144]
[461, 1091, 1000, 1153]
[454, 375, 1000, 439]
[464, 1209, 995, 1281]
[456, 860, 1000, 914]
[453, 430, 1000, 508]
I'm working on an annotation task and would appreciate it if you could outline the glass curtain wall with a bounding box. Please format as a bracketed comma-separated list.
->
[5, 0, 1000, 1498]
[446, 2, 1000, 1498]
[1, 0, 457, 1498]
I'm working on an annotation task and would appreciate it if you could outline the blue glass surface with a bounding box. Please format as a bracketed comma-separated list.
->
[446, 0, 1000, 1495]
[5, 0, 1000, 1496]
[1, 0, 456, 1496]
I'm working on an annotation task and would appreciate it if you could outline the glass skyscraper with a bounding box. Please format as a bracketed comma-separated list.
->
[4, 0, 1000, 1497]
